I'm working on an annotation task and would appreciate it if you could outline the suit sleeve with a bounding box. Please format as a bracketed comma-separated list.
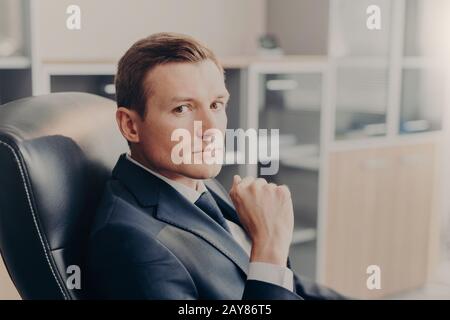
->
[242, 280, 304, 300]
[242, 269, 346, 300]
[285, 257, 346, 300]
[292, 273, 347, 300]
[242, 258, 347, 300]
[85, 224, 199, 300]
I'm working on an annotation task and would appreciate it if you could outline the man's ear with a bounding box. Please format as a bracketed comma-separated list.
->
[116, 107, 140, 144]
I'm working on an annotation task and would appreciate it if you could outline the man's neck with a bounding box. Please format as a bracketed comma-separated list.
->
[129, 152, 200, 191]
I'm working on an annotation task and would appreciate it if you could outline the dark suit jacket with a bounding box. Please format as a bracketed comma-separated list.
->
[85, 154, 343, 299]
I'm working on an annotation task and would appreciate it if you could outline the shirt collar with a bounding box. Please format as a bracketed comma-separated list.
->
[125, 153, 206, 203]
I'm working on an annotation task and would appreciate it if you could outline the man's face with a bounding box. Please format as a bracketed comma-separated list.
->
[133, 59, 229, 180]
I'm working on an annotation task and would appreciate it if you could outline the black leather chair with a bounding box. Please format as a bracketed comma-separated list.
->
[0, 92, 128, 299]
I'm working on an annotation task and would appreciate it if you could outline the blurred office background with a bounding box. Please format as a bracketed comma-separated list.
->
[1, 0, 450, 299]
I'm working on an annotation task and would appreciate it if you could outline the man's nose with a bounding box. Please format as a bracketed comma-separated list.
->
[195, 106, 218, 139]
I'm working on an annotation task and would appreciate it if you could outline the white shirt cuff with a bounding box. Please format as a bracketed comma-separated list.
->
[247, 262, 294, 292]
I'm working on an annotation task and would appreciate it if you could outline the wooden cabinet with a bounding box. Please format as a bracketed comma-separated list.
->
[324, 142, 438, 298]
[0, 254, 20, 299]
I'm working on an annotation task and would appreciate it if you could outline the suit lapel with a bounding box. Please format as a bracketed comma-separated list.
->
[113, 154, 250, 276]
[204, 180, 243, 228]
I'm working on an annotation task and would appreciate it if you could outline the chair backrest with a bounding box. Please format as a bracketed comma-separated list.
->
[0, 92, 128, 299]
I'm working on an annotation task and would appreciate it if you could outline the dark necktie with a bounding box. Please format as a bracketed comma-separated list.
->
[195, 191, 231, 233]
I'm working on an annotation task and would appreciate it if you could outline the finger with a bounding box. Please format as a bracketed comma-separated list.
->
[230, 175, 242, 196]
[276, 184, 291, 198]
[232, 175, 242, 186]
[238, 176, 255, 189]
[265, 182, 277, 190]
[253, 178, 267, 189]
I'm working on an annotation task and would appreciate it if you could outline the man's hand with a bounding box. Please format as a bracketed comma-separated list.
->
[229, 175, 294, 267]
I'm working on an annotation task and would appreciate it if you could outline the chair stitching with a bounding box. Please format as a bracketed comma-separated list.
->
[0, 140, 68, 299]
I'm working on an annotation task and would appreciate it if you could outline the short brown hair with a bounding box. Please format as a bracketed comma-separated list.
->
[115, 32, 223, 118]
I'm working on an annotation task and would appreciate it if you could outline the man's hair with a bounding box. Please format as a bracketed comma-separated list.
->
[115, 32, 223, 118]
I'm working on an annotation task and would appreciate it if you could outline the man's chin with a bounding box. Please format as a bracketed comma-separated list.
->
[179, 163, 223, 180]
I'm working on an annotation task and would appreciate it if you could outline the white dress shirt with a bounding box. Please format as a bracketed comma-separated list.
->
[125, 154, 294, 292]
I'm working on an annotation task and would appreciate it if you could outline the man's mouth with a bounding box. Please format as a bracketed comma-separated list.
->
[192, 148, 224, 161]
[192, 146, 223, 154]
[193, 148, 223, 154]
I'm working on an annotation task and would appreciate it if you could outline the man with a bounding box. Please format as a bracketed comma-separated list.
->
[85, 32, 343, 300]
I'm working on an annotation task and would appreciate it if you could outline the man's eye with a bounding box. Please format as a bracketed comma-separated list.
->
[211, 102, 224, 110]
[173, 105, 190, 114]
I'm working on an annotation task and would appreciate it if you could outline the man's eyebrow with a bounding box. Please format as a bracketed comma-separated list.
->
[216, 92, 230, 100]
[169, 93, 230, 103]
[169, 96, 196, 103]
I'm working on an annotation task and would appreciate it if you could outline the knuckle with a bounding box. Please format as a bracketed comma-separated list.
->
[255, 178, 267, 184]
[243, 176, 255, 183]
[249, 182, 258, 192]
[277, 185, 291, 197]
[264, 182, 277, 191]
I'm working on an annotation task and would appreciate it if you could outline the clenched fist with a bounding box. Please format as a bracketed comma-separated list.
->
[229, 175, 294, 267]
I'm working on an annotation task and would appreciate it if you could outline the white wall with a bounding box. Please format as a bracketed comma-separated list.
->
[266, 0, 329, 55]
[35, 0, 267, 62]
